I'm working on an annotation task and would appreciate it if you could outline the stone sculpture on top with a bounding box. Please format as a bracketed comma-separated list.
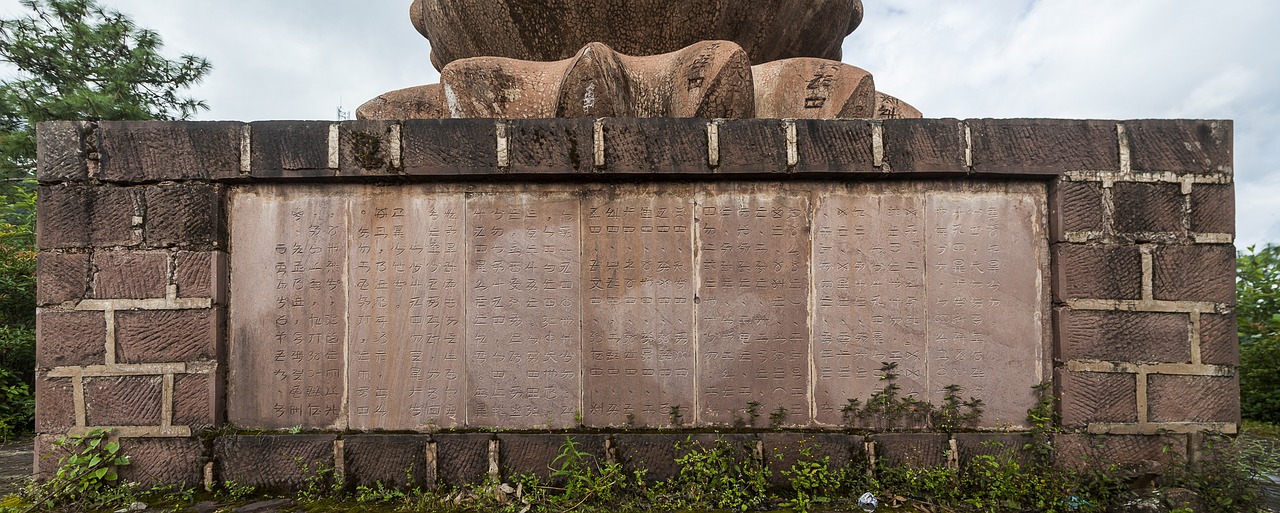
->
[358, 0, 919, 120]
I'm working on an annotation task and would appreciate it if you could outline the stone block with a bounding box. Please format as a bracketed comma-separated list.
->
[173, 372, 222, 430]
[612, 433, 754, 481]
[881, 118, 965, 172]
[508, 118, 594, 173]
[343, 434, 433, 489]
[1055, 369, 1138, 427]
[337, 120, 400, 175]
[34, 434, 75, 480]
[36, 251, 91, 306]
[1199, 311, 1239, 366]
[174, 251, 225, 302]
[953, 433, 1035, 469]
[1053, 433, 1186, 471]
[34, 372, 75, 433]
[761, 433, 860, 489]
[118, 437, 205, 487]
[115, 309, 221, 363]
[36, 121, 91, 182]
[717, 119, 788, 173]
[1112, 182, 1184, 235]
[1151, 245, 1235, 303]
[1127, 120, 1232, 174]
[1147, 374, 1239, 423]
[249, 121, 334, 177]
[401, 119, 496, 175]
[36, 185, 139, 249]
[35, 309, 106, 368]
[499, 434, 608, 483]
[1189, 184, 1234, 234]
[601, 118, 709, 174]
[1051, 244, 1143, 301]
[433, 433, 493, 487]
[91, 250, 168, 299]
[215, 435, 336, 492]
[98, 121, 242, 181]
[144, 183, 224, 247]
[1054, 308, 1190, 363]
[1050, 179, 1106, 240]
[969, 119, 1119, 174]
[84, 375, 163, 426]
[793, 119, 876, 173]
[871, 433, 950, 469]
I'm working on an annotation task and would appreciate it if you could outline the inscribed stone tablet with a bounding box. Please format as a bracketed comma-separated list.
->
[582, 191, 695, 427]
[229, 188, 346, 429]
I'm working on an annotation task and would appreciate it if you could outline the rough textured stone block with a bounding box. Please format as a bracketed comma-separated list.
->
[118, 437, 205, 486]
[338, 120, 400, 175]
[762, 433, 860, 489]
[793, 119, 875, 173]
[215, 435, 336, 492]
[1147, 374, 1239, 423]
[144, 183, 223, 247]
[1189, 184, 1234, 234]
[1151, 245, 1235, 303]
[402, 119, 496, 175]
[1127, 120, 1232, 174]
[84, 375, 163, 426]
[36, 185, 138, 249]
[602, 118, 709, 174]
[953, 433, 1035, 469]
[34, 372, 74, 433]
[969, 119, 1119, 174]
[1199, 311, 1239, 366]
[343, 434, 433, 489]
[1056, 369, 1138, 426]
[881, 118, 965, 172]
[250, 121, 334, 177]
[116, 309, 221, 363]
[1054, 308, 1190, 363]
[36, 252, 91, 306]
[91, 250, 167, 299]
[173, 372, 221, 430]
[500, 434, 608, 482]
[1053, 434, 1186, 471]
[34, 434, 75, 480]
[433, 433, 493, 487]
[1112, 182, 1184, 234]
[717, 119, 788, 173]
[508, 118, 594, 173]
[36, 309, 106, 368]
[98, 121, 242, 181]
[1050, 179, 1106, 240]
[36, 121, 91, 182]
[174, 251, 225, 302]
[1052, 244, 1143, 301]
[871, 433, 949, 469]
[613, 434, 755, 481]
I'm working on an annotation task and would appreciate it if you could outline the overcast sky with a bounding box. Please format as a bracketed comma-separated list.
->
[3, 0, 1277, 247]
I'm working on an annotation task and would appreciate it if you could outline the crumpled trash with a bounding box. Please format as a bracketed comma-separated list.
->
[857, 491, 878, 512]
[1062, 495, 1094, 510]
[113, 502, 147, 513]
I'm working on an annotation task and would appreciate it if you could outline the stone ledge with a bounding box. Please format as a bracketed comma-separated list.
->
[1064, 360, 1235, 377]
[1065, 298, 1230, 314]
[1087, 422, 1237, 435]
[47, 362, 190, 378]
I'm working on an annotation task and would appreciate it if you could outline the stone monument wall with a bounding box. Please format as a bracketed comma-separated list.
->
[33, 118, 1236, 489]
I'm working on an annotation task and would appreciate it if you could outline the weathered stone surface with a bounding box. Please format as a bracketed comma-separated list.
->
[601, 118, 709, 174]
[144, 184, 223, 247]
[953, 433, 1035, 468]
[793, 119, 875, 173]
[871, 433, 949, 469]
[34, 372, 74, 432]
[118, 437, 205, 486]
[1053, 434, 1186, 471]
[1050, 180, 1106, 240]
[401, 119, 496, 175]
[1189, 184, 1235, 234]
[876, 92, 923, 120]
[249, 121, 334, 177]
[1199, 311, 1239, 366]
[1052, 244, 1143, 301]
[752, 59, 874, 119]
[36, 309, 105, 368]
[36, 252, 91, 305]
[174, 251, 225, 302]
[174, 372, 221, 430]
[116, 309, 221, 363]
[84, 375, 163, 426]
[36, 121, 91, 182]
[356, 84, 446, 121]
[969, 119, 1119, 174]
[716, 120, 788, 172]
[34, 434, 75, 480]
[614, 434, 756, 481]
[215, 435, 336, 492]
[433, 433, 492, 487]
[343, 434, 433, 489]
[508, 118, 594, 173]
[1055, 309, 1190, 363]
[91, 250, 167, 299]
[1112, 182, 1184, 235]
[36, 185, 138, 249]
[881, 119, 965, 172]
[337, 120, 400, 175]
[762, 433, 860, 489]
[1151, 245, 1235, 303]
[1056, 369, 1138, 427]
[98, 121, 242, 182]
[1147, 374, 1239, 423]
[1127, 120, 1232, 174]
[411, 0, 863, 69]
[500, 434, 608, 482]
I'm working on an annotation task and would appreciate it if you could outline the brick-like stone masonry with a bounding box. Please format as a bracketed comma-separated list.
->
[34, 118, 1234, 487]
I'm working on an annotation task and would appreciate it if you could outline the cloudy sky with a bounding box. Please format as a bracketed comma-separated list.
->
[3, 0, 1277, 247]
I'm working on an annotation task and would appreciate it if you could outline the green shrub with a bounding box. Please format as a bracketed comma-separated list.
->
[1239, 244, 1280, 423]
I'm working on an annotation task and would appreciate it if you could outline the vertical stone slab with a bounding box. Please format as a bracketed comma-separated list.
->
[925, 186, 1045, 426]
[697, 187, 810, 426]
[465, 192, 581, 428]
[582, 189, 695, 427]
[229, 187, 346, 429]
[348, 191, 466, 430]
[812, 189, 927, 426]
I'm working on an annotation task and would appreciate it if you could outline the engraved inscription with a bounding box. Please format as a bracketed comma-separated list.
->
[582, 192, 694, 427]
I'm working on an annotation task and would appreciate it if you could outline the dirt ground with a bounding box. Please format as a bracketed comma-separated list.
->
[0, 438, 32, 496]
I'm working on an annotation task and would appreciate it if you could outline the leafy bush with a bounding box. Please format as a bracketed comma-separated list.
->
[1238, 244, 1280, 423]
[0, 184, 34, 441]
